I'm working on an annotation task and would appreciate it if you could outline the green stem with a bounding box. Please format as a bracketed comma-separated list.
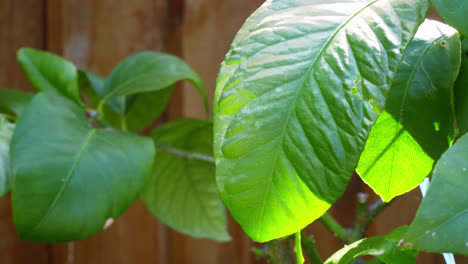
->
[155, 142, 215, 163]
[295, 232, 305, 264]
[319, 213, 347, 242]
[366, 257, 384, 264]
[301, 232, 323, 264]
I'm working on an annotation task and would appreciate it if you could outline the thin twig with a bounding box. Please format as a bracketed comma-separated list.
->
[301, 232, 323, 264]
[155, 142, 215, 163]
[319, 213, 347, 242]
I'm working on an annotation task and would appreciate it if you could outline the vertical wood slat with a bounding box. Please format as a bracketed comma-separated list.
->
[0, 1, 464, 263]
[45, 1, 171, 263]
[0, 0, 50, 263]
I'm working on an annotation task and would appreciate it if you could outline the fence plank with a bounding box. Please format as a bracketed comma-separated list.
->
[0, 1, 50, 263]
[45, 1, 171, 263]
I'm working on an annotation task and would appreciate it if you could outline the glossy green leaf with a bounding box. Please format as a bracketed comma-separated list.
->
[79, 70, 173, 132]
[78, 70, 105, 107]
[0, 116, 14, 198]
[430, 0, 468, 38]
[0, 87, 34, 117]
[97, 52, 208, 116]
[17, 48, 81, 104]
[454, 39, 468, 136]
[141, 119, 230, 241]
[11, 93, 155, 242]
[405, 133, 468, 256]
[214, 0, 429, 242]
[325, 226, 418, 264]
[357, 20, 459, 202]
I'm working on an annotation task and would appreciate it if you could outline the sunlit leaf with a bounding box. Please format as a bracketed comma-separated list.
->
[214, 0, 429, 242]
[357, 20, 459, 201]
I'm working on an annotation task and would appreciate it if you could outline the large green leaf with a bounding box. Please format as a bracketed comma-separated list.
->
[97, 52, 208, 117]
[0, 87, 34, 117]
[356, 20, 459, 202]
[141, 119, 230, 241]
[214, 0, 430, 242]
[325, 226, 418, 264]
[17, 48, 81, 105]
[0, 116, 14, 198]
[430, 0, 468, 38]
[454, 39, 468, 136]
[79, 69, 174, 132]
[405, 133, 468, 256]
[11, 93, 155, 242]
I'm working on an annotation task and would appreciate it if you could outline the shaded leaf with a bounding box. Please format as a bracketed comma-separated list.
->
[78, 69, 173, 132]
[325, 226, 417, 264]
[430, 0, 468, 38]
[357, 20, 459, 201]
[97, 52, 208, 116]
[17, 48, 81, 104]
[214, 0, 429, 242]
[11, 93, 154, 242]
[141, 119, 230, 241]
[454, 39, 468, 136]
[0, 116, 14, 198]
[0, 87, 34, 117]
[405, 133, 468, 256]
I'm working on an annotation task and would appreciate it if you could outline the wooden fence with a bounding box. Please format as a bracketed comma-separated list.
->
[0, 1, 466, 263]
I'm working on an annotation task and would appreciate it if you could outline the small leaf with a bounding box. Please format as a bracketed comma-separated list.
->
[357, 20, 460, 201]
[405, 133, 468, 256]
[325, 226, 418, 264]
[141, 119, 230, 241]
[0, 116, 14, 198]
[11, 93, 155, 242]
[454, 39, 468, 136]
[78, 70, 174, 132]
[17, 48, 81, 104]
[78, 70, 105, 107]
[214, 0, 429, 242]
[430, 0, 468, 38]
[97, 52, 208, 116]
[0, 87, 34, 117]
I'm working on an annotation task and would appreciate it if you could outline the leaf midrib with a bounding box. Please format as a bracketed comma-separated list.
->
[28, 128, 97, 234]
[254, 0, 380, 239]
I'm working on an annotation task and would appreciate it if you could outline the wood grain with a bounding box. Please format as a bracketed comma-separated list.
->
[0, 0, 50, 263]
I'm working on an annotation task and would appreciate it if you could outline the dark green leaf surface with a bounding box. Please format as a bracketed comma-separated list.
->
[214, 0, 429, 242]
[17, 48, 81, 104]
[405, 134, 468, 256]
[430, 0, 468, 38]
[11, 93, 154, 242]
[357, 20, 459, 202]
[454, 39, 468, 136]
[0, 116, 14, 198]
[97, 52, 208, 116]
[325, 226, 418, 264]
[79, 69, 173, 132]
[141, 119, 230, 241]
[0, 87, 34, 117]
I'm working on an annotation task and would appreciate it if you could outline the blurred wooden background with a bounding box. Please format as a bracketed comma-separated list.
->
[0, 1, 466, 263]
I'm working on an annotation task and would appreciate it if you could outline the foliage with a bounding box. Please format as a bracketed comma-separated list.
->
[214, 0, 468, 262]
[0, 48, 229, 242]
